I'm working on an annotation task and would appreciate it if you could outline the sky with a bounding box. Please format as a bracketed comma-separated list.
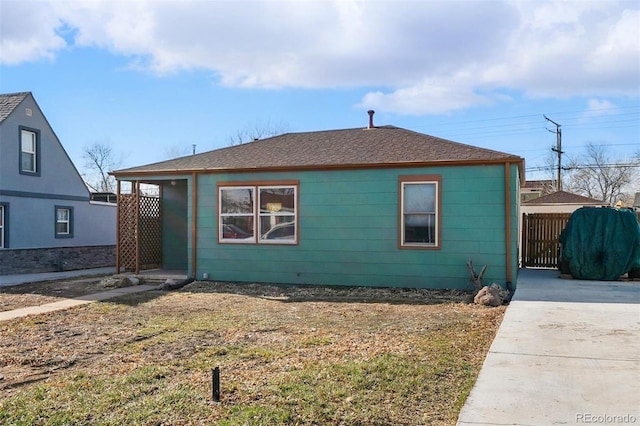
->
[1, 0, 639, 182]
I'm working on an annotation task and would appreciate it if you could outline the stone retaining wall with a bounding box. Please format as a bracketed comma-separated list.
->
[0, 245, 115, 275]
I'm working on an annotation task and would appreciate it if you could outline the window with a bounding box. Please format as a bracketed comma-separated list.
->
[55, 206, 73, 238]
[19, 127, 40, 175]
[399, 175, 441, 248]
[219, 183, 297, 244]
[220, 187, 255, 241]
[0, 204, 6, 248]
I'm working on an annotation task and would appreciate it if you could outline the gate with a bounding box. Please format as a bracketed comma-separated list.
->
[117, 187, 162, 273]
[521, 213, 570, 268]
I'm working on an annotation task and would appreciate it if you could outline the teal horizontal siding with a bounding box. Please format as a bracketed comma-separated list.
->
[195, 165, 517, 289]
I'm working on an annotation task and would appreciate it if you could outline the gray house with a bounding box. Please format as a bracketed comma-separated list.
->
[0, 92, 116, 275]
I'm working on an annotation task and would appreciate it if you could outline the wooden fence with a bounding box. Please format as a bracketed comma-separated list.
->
[521, 213, 571, 268]
[522, 211, 640, 269]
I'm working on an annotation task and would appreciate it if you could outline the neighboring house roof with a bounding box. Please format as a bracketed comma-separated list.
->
[113, 125, 523, 175]
[0, 92, 30, 123]
[522, 179, 553, 189]
[523, 190, 605, 205]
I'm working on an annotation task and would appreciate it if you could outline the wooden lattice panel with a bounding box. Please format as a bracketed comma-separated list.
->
[118, 194, 138, 271]
[117, 191, 162, 272]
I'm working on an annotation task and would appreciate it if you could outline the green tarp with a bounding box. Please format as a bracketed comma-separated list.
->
[559, 207, 640, 280]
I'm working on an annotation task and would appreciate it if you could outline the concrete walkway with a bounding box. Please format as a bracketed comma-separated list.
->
[0, 284, 157, 321]
[0, 267, 118, 287]
[457, 268, 640, 426]
[0, 284, 158, 321]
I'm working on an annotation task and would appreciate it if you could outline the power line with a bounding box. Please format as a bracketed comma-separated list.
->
[422, 104, 639, 128]
[563, 163, 640, 170]
[423, 105, 639, 126]
[438, 117, 639, 138]
[526, 163, 640, 172]
[413, 104, 639, 140]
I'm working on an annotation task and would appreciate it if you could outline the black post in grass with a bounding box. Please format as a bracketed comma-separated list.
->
[212, 367, 220, 402]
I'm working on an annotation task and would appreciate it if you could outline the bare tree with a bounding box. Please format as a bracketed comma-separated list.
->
[82, 142, 122, 193]
[228, 118, 290, 146]
[564, 143, 638, 205]
[163, 144, 193, 159]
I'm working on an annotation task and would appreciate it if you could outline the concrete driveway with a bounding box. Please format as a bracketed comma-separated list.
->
[458, 268, 640, 426]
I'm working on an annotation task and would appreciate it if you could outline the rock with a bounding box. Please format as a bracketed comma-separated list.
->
[101, 278, 118, 288]
[489, 283, 508, 301]
[121, 276, 140, 287]
[474, 285, 502, 307]
[162, 279, 178, 291]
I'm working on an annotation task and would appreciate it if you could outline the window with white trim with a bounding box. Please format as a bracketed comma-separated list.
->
[220, 186, 255, 242]
[259, 187, 296, 243]
[219, 184, 297, 244]
[20, 129, 38, 174]
[55, 206, 73, 238]
[400, 176, 440, 248]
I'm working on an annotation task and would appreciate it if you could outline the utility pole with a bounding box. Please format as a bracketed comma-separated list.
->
[544, 115, 563, 191]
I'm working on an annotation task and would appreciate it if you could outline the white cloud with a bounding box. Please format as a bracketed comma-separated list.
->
[359, 71, 497, 115]
[503, 1, 640, 98]
[585, 99, 617, 117]
[0, 1, 67, 64]
[1, 0, 638, 114]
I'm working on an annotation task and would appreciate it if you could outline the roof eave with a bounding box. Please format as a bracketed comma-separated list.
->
[112, 157, 524, 179]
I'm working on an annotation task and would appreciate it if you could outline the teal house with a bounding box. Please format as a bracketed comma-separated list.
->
[112, 113, 523, 289]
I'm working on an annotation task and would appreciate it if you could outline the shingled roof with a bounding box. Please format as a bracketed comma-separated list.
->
[0, 92, 30, 123]
[524, 190, 605, 205]
[522, 179, 553, 189]
[113, 125, 523, 175]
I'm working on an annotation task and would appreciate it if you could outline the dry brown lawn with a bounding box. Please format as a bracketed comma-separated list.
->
[0, 278, 505, 425]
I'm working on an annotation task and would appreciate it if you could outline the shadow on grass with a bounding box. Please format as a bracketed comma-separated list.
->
[0, 276, 168, 309]
[1, 276, 475, 310]
[178, 281, 474, 306]
[97, 290, 167, 306]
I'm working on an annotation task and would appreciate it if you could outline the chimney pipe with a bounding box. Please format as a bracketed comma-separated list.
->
[367, 110, 375, 129]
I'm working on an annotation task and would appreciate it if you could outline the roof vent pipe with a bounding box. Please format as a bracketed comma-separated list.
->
[367, 110, 375, 129]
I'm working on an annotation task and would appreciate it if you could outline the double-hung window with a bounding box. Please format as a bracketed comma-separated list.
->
[258, 186, 296, 243]
[399, 175, 441, 248]
[219, 186, 255, 242]
[20, 128, 39, 175]
[55, 206, 73, 238]
[219, 182, 297, 244]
